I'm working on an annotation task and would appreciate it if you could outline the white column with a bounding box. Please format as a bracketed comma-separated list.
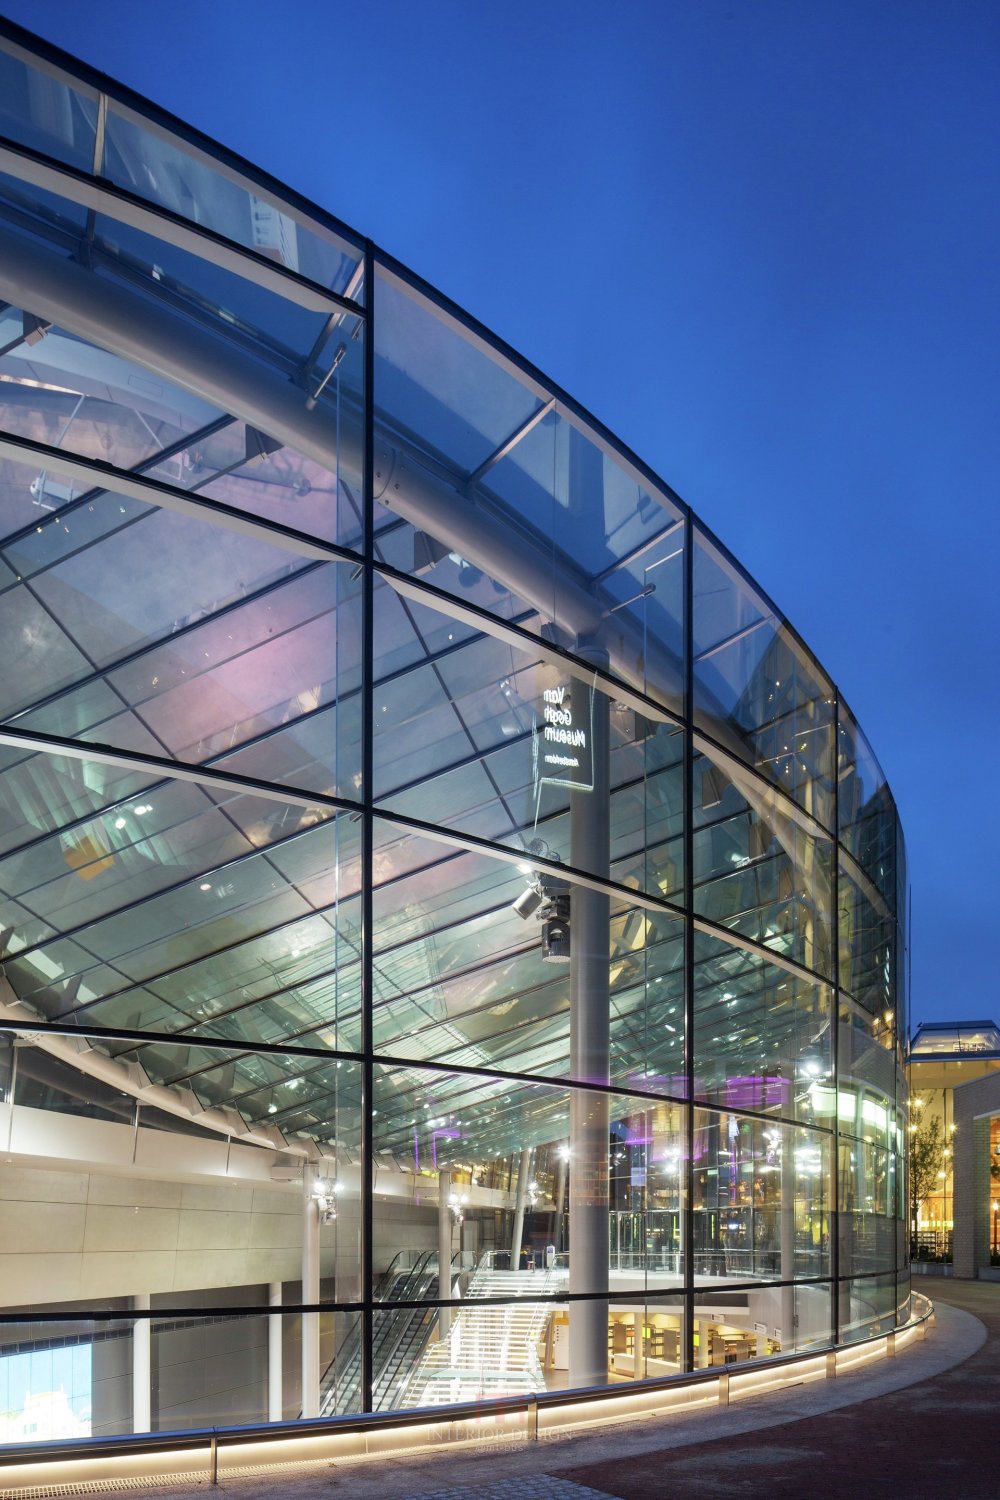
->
[439, 1168, 453, 1340]
[781, 1132, 796, 1350]
[511, 1145, 532, 1263]
[301, 1166, 321, 1418]
[268, 1281, 283, 1422]
[633, 1311, 645, 1377]
[132, 1293, 150, 1433]
[553, 1153, 568, 1253]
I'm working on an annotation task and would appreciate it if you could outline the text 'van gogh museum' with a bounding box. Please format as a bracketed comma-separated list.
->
[0, 20, 908, 1454]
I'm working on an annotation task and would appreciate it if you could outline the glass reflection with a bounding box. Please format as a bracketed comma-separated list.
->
[692, 1109, 830, 1286]
[0, 20, 911, 1444]
[373, 578, 684, 897]
[692, 929, 832, 1119]
[694, 745, 833, 977]
[693, 528, 834, 829]
[103, 106, 362, 295]
[371, 820, 684, 1088]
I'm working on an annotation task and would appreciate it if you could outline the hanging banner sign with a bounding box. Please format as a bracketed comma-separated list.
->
[533, 681, 595, 793]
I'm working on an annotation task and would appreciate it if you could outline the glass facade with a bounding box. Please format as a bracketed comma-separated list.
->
[0, 20, 908, 1445]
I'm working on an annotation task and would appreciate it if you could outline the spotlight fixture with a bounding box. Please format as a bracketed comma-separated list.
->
[312, 1176, 339, 1225]
[538, 875, 571, 964]
[511, 871, 572, 961]
[542, 899, 571, 963]
[512, 884, 543, 920]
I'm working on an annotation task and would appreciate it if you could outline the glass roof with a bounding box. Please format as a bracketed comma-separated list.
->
[0, 38, 364, 294]
[909, 1021, 1000, 1058]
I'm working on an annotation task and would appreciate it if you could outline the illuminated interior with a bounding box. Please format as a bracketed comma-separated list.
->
[0, 18, 908, 1444]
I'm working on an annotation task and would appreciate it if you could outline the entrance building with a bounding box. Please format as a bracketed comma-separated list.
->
[0, 18, 908, 1447]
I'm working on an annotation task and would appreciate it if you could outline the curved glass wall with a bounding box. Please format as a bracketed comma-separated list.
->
[0, 20, 907, 1444]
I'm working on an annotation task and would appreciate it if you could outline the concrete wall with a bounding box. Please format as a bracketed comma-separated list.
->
[91, 1312, 275, 1435]
[0, 1162, 306, 1306]
[951, 1070, 1000, 1278]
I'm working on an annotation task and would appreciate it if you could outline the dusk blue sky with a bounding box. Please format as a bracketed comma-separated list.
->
[5, 0, 998, 1032]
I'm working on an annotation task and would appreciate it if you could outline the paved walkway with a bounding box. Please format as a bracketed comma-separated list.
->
[5, 1282, 996, 1500]
[558, 1281, 998, 1499]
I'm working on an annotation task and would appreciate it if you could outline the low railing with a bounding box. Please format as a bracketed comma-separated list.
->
[0, 1294, 935, 1492]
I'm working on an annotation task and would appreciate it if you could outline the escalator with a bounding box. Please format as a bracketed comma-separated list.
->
[318, 1250, 453, 1415]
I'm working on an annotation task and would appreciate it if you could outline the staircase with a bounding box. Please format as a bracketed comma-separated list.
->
[399, 1258, 562, 1407]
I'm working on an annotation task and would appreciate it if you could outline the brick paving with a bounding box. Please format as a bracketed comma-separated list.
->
[557, 1281, 998, 1499]
[399, 1481, 614, 1500]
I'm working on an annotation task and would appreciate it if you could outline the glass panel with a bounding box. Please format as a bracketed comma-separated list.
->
[839, 1140, 897, 1276]
[692, 1109, 830, 1286]
[693, 1282, 830, 1362]
[103, 105, 361, 295]
[6, 538, 362, 799]
[0, 1031, 13, 1102]
[839, 856, 895, 1015]
[142, 412, 364, 552]
[0, 1310, 359, 1439]
[837, 1059, 898, 1277]
[606, 1294, 687, 1381]
[597, 519, 686, 707]
[0, 311, 364, 556]
[373, 270, 685, 719]
[0, 761, 360, 1052]
[0, 166, 90, 243]
[0, 1036, 362, 1318]
[0, 47, 98, 170]
[0, 746, 153, 856]
[373, 581, 684, 898]
[694, 745, 833, 977]
[0, 779, 338, 960]
[375, 269, 543, 476]
[375, 1291, 686, 1410]
[840, 1273, 896, 1343]
[693, 528, 834, 829]
[837, 702, 896, 907]
[896, 1268, 910, 1327]
[0, 312, 223, 488]
[838, 994, 895, 1102]
[909, 1022, 1000, 1057]
[92, 210, 336, 361]
[371, 820, 684, 1089]
[692, 929, 833, 1120]
[373, 1065, 688, 1298]
[486, 403, 684, 578]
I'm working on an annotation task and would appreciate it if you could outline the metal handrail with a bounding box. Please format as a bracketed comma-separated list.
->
[0, 1294, 933, 1476]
